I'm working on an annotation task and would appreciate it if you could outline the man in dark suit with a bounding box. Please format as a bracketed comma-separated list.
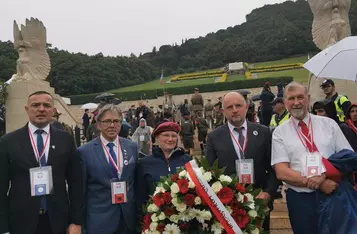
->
[0, 91, 83, 234]
[206, 91, 280, 231]
[78, 104, 137, 234]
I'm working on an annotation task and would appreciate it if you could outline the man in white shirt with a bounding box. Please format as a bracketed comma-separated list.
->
[78, 104, 138, 234]
[272, 82, 353, 234]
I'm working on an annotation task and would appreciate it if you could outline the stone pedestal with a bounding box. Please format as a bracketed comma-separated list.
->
[5, 80, 79, 133]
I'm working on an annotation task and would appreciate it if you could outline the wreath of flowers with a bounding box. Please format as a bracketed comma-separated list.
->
[141, 158, 269, 234]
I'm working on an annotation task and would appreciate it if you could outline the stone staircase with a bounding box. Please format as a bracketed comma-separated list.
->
[271, 199, 292, 234]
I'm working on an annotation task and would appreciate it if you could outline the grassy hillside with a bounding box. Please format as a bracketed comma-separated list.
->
[109, 55, 309, 93]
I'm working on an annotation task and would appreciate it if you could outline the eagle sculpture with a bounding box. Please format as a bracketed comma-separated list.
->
[11, 18, 51, 82]
[308, 0, 351, 50]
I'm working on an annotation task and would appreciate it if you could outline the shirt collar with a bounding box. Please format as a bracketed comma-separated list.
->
[291, 113, 310, 126]
[100, 134, 119, 147]
[227, 120, 247, 132]
[28, 122, 50, 134]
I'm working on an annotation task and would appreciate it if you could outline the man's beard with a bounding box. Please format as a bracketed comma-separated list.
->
[290, 108, 306, 120]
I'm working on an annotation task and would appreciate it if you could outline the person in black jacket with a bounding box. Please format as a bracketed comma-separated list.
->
[135, 122, 191, 229]
[260, 82, 275, 126]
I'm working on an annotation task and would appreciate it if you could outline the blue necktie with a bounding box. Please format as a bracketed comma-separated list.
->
[35, 129, 47, 211]
[107, 143, 118, 178]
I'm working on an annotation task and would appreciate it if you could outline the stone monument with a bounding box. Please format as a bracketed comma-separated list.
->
[5, 18, 79, 133]
[307, 0, 357, 104]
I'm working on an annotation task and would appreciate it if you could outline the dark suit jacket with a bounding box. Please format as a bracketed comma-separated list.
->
[0, 124, 83, 234]
[206, 122, 279, 197]
[78, 137, 138, 234]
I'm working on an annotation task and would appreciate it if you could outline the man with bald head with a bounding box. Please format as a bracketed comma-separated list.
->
[0, 91, 83, 234]
[206, 91, 279, 231]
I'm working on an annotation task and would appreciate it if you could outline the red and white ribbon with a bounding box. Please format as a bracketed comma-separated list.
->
[185, 160, 243, 234]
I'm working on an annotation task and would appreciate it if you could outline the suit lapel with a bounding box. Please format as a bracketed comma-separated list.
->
[119, 138, 132, 180]
[18, 124, 39, 166]
[245, 122, 257, 160]
[222, 124, 239, 160]
[46, 126, 57, 166]
[93, 138, 113, 178]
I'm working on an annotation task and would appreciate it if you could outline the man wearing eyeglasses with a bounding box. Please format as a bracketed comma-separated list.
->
[78, 105, 138, 234]
[320, 79, 351, 122]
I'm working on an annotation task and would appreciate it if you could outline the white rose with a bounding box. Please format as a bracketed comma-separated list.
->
[169, 214, 179, 223]
[171, 197, 179, 207]
[237, 193, 245, 203]
[151, 213, 158, 222]
[194, 196, 202, 205]
[179, 170, 187, 178]
[248, 202, 255, 210]
[226, 206, 233, 214]
[245, 193, 254, 202]
[176, 203, 187, 212]
[251, 228, 260, 234]
[188, 181, 196, 189]
[158, 212, 166, 220]
[170, 183, 180, 194]
[211, 181, 223, 193]
[248, 210, 258, 218]
[219, 175, 232, 184]
[154, 186, 166, 195]
[149, 222, 158, 231]
[151, 231, 160, 234]
[171, 192, 177, 198]
[203, 172, 212, 182]
[202, 210, 212, 221]
[199, 167, 205, 175]
[147, 204, 159, 213]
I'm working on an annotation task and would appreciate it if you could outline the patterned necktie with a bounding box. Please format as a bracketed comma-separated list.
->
[35, 129, 47, 211]
[235, 127, 245, 158]
[107, 143, 118, 178]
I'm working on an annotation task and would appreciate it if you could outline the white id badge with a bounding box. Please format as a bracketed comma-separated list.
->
[235, 159, 254, 184]
[111, 180, 127, 204]
[301, 152, 323, 178]
[139, 135, 145, 142]
[29, 166, 53, 196]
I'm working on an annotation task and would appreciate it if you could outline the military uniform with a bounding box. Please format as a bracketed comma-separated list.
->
[213, 109, 224, 129]
[204, 101, 214, 128]
[190, 94, 204, 119]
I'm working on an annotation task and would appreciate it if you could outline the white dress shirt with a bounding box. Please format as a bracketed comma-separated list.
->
[28, 122, 50, 162]
[100, 134, 124, 175]
[271, 113, 353, 193]
[228, 120, 248, 160]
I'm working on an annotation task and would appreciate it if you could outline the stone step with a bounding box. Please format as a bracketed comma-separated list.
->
[273, 200, 288, 212]
[270, 211, 292, 230]
[271, 230, 293, 234]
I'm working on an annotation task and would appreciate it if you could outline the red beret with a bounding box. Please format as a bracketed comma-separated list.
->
[152, 121, 181, 137]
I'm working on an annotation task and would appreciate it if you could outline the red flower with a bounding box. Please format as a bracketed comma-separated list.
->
[235, 183, 246, 193]
[142, 213, 151, 231]
[171, 174, 179, 182]
[163, 192, 172, 204]
[243, 195, 248, 203]
[179, 223, 190, 231]
[177, 179, 189, 194]
[183, 194, 195, 207]
[157, 223, 165, 232]
[164, 207, 175, 216]
[232, 209, 249, 229]
[153, 193, 165, 207]
[230, 199, 241, 210]
[217, 187, 234, 204]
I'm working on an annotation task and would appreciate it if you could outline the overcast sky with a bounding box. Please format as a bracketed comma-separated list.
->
[1, 0, 287, 56]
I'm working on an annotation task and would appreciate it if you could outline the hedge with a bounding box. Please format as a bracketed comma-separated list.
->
[69, 76, 293, 105]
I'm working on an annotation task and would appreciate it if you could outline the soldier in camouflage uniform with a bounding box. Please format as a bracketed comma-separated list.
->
[204, 99, 214, 129]
[213, 103, 224, 129]
[195, 111, 209, 155]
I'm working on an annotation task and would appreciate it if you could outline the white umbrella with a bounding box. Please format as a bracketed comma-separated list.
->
[303, 36, 357, 82]
[81, 103, 98, 110]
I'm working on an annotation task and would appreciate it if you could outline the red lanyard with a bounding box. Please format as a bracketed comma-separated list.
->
[100, 138, 121, 174]
[229, 127, 248, 159]
[291, 117, 314, 153]
[28, 127, 50, 164]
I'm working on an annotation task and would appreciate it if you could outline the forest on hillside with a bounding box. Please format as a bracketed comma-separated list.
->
[1, 0, 357, 96]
